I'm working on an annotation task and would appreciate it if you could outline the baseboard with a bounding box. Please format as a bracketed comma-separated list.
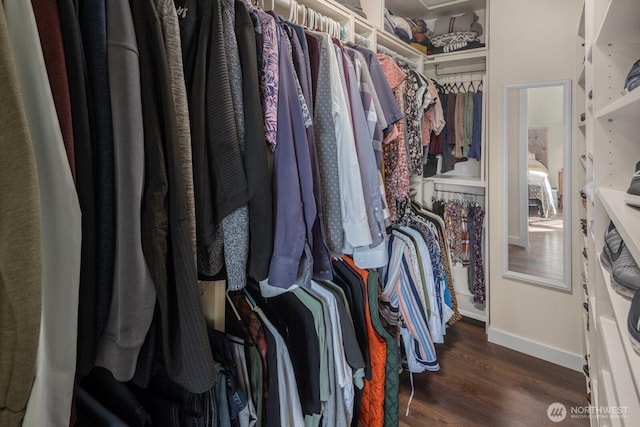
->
[488, 327, 582, 371]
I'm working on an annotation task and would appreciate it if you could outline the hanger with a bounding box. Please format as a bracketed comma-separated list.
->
[298, 4, 306, 26]
[226, 292, 241, 321]
[226, 335, 254, 347]
[242, 287, 258, 308]
[468, 80, 476, 92]
[288, 0, 296, 23]
[307, 7, 315, 29]
[478, 79, 483, 90]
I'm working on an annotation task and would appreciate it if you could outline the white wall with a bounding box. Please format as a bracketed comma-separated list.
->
[488, 0, 583, 370]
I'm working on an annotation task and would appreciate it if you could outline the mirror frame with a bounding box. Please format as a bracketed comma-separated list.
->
[502, 80, 572, 291]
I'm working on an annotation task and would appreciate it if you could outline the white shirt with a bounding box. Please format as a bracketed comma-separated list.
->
[322, 35, 371, 248]
[309, 282, 355, 425]
[5, 1, 82, 425]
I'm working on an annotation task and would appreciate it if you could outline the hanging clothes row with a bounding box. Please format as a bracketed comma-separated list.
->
[225, 256, 400, 427]
[426, 74, 484, 175]
[431, 189, 486, 305]
[0, 0, 461, 424]
[375, 49, 448, 224]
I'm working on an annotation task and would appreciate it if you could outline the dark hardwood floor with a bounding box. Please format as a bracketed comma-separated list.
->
[398, 319, 588, 426]
[508, 208, 564, 283]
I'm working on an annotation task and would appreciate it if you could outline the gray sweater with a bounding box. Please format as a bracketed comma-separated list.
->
[94, 0, 157, 382]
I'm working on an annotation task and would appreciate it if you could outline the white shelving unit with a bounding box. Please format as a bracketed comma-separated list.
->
[580, 0, 640, 424]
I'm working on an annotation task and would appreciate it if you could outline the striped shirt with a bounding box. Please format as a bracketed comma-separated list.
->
[380, 234, 439, 372]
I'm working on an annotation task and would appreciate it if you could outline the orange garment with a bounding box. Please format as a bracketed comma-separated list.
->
[344, 257, 386, 427]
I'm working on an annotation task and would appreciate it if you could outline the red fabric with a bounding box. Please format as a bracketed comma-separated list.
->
[344, 257, 386, 427]
[32, 0, 76, 181]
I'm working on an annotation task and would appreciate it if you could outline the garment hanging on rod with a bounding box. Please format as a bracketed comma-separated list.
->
[431, 195, 486, 304]
[428, 72, 483, 168]
[4, 0, 465, 423]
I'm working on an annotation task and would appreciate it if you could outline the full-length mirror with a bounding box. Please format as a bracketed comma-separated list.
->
[503, 81, 572, 290]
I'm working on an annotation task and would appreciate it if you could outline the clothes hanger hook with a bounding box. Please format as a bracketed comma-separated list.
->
[288, 0, 296, 22]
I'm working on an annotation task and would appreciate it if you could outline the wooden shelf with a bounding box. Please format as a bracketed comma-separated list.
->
[456, 292, 486, 322]
[578, 1, 585, 39]
[598, 314, 640, 422]
[595, 0, 640, 45]
[600, 370, 623, 427]
[376, 30, 425, 64]
[424, 175, 486, 188]
[353, 14, 373, 35]
[598, 256, 640, 418]
[578, 64, 586, 88]
[424, 47, 487, 69]
[595, 88, 640, 121]
[598, 188, 640, 264]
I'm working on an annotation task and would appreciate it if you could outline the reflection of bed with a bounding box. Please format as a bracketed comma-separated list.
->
[528, 159, 557, 219]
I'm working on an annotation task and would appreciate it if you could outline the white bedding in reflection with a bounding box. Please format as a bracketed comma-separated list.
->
[528, 160, 556, 219]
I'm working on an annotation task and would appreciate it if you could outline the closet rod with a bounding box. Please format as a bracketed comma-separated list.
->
[433, 186, 485, 197]
[434, 64, 486, 77]
[436, 73, 484, 83]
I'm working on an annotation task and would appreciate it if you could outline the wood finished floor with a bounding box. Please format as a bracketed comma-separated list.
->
[508, 209, 564, 283]
[397, 320, 588, 426]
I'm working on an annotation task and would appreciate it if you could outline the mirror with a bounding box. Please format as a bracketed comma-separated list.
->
[503, 80, 572, 290]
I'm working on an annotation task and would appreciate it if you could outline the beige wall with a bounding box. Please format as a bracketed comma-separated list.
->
[507, 89, 521, 239]
[488, 0, 583, 366]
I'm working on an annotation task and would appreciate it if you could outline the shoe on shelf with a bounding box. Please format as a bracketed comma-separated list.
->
[628, 289, 640, 356]
[601, 222, 622, 272]
[624, 59, 640, 94]
[611, 241, 640, 298]
[627, 161, 640, 196]
[625, 161, 640, 207]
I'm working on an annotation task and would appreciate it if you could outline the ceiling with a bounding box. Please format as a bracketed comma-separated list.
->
[385, 0, 486, 19]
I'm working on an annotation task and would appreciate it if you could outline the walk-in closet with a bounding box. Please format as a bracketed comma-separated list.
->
[2, 0, 638, 426]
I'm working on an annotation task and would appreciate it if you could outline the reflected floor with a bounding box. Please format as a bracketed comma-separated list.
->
[508, 208, 564, 283]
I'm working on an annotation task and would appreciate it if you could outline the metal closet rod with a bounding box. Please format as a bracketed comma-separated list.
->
[434, 65, 486, 77]
[434, 185, 485, 197]
[435, 189, 485, 196]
